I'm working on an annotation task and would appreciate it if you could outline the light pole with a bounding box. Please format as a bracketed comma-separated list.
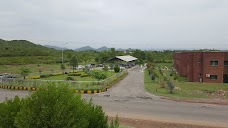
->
[62, 43, 68, 64]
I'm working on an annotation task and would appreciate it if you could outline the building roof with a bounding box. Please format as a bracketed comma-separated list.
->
[115, 55, 138, 62]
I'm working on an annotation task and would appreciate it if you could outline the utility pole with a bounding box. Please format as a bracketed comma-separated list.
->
[62, 43, 68, 64]
[62, 49, 64, 64]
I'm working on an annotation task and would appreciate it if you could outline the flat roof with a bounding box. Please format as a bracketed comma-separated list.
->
[115, 55, 138, 62]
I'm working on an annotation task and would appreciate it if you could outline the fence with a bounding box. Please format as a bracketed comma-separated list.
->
[0, 71, 127, 90]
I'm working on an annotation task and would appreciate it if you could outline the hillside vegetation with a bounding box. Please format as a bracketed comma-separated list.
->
[0, 39, 174, 65]
[0, 39, 58, 57]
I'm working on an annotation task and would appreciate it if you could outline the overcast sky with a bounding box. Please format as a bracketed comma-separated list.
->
[0, 0, 227, 50]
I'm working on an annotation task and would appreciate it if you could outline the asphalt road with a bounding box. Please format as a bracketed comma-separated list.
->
[1, 66, 228, 127]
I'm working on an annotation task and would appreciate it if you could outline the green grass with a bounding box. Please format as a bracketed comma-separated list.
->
[41, 74, 96, 81]
[40, 71, 117, 81]
[145, 67, 228, 100]
[156, 63, 172, 69]
[0, 63, 72, 75]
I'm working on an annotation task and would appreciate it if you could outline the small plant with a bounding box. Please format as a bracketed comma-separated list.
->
[103, 65, 109, 72]
[114, 66, 120, 73]
[160, 80, 165, 88]
[38, 69, 42, 74]
[50, 69, 54, 73]
[66, 76, 74, 81]
[40, 74, 49, 78]
[109, 115, 119, 128]
[81, 73, 88, 77]
[150, 74, 155, 80]
[167, 80, 175, 94]
[29, 76, 40, 79]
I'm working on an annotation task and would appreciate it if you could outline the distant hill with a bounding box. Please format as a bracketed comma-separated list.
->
[0, 39, 58, 57]
[44, 45, 66, 50]
[97, 46, 110, 51]
[75, 46, 94, 51]
[75, 46, 112, 51]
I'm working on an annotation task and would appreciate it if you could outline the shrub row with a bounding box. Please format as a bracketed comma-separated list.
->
[68, 72, 89, 77]
[40, 73, 63, 78]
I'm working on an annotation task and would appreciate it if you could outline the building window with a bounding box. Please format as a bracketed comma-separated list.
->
[210, 61, 218, 66]
[224, 61, 228, 66]
[210, 75, 218, 80]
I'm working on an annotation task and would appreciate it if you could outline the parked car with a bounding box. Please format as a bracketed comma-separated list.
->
[76, 65, 85, 69]
[96, 64, 103, 67]
[120, 67, 125, 70]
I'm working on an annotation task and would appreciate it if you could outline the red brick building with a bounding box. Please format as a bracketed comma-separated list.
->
[173, 52, 228, 83]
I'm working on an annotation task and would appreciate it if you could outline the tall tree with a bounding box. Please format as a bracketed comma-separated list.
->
[60, 64, 65, 73]
[110, 48, 116, 57]
[69, 56, 78, 73]
[20, 68, 31, 79]
[132, 49, 146, 64]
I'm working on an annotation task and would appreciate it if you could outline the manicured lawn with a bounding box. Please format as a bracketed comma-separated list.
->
[0, 70, 124, 90]
[40, 71, 117, 81]
[145, 64, 228, 99]
[41, 74, 97, 81]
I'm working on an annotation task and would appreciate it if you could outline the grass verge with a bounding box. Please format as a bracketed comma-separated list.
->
[145, 69, 228, 100]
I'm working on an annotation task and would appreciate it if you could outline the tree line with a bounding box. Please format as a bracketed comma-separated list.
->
[0, 39, 174, 65]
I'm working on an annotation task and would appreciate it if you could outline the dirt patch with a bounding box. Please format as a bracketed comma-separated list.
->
[207, 90, 227, 99]
[109, 117, 223, 128]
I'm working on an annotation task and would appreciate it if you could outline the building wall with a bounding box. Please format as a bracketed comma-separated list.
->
[174, 52, 228, 83]
[202, 52, 224, 83]
[192, 52, 203, 82]
[224, 52, 228, 74]
[174, 52, 188, 77]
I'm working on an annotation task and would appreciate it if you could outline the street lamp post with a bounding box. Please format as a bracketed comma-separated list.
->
[62, 43, 68, 64]
[62, 49, 64, 64]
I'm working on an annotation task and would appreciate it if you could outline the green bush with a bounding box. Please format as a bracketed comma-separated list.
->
[166, 80, 175, 94]
[174, 75, 178, 80]
[66, 76, 74, 81]
[68, 73, 81, 76]
[81, 73, 89, 77]
[90, 70, 107, 80]
[0, 96, 24, 128]
[0, 85, 109, 128]
[40, 74, 50, 78]
[114, 66, 120, 73]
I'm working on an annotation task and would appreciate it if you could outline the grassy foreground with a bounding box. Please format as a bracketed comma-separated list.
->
[145, 70, 228, 100]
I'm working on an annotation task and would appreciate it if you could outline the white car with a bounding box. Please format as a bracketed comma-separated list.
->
[76, 65, 85, 69]
[120, 67, 125, 70]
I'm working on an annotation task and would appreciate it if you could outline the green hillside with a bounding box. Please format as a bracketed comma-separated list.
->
[0, 39, 58, 57]
[0, 39, 62, 64]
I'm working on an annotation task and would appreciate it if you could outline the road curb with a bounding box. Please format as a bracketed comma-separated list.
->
[0, 85, 104, 94]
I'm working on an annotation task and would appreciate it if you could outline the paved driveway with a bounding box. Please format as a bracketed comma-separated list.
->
[98, 66, 158, 99]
